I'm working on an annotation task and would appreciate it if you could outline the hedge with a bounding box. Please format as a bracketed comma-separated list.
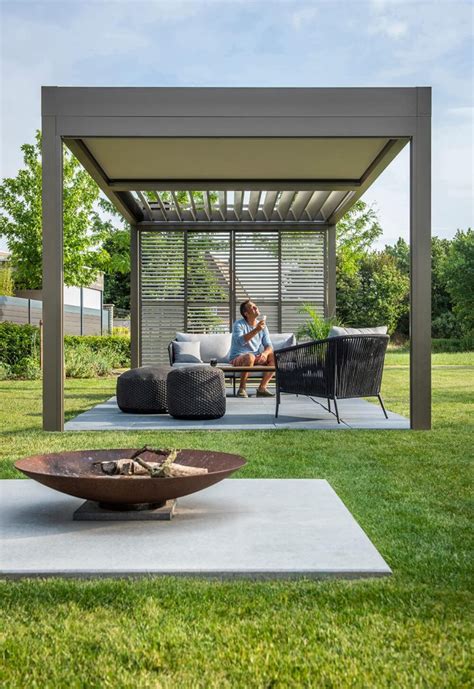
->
[0, 322, 130, 369]
[0, 322, 40, 367]
[64, 335, 130, 367]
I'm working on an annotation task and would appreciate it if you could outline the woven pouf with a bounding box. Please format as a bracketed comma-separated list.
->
[167, 366, 226, 420]
[116, 366, 172, 414]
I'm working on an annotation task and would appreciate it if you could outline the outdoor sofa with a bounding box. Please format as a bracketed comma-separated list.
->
[274, 327, 389, 424]
[168, 331, 296, 393]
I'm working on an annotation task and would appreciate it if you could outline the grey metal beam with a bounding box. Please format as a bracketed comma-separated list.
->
[136, 221, 329, 232]
[63, 138, 143, 224]
[130, 226, 141, 369]
[43, 86, 419, 119]
[108, 179, 361, 192]
[410, 100, 431, 430]
[57, 116, 418, 139]
[42, 116, 64, 431]
[327, 225, 337, 319]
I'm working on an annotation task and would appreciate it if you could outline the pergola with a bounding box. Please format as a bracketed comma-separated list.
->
[42, 86, 431, 431]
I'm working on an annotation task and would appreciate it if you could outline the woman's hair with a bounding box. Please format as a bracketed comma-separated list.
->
[240, 299, 251, 319]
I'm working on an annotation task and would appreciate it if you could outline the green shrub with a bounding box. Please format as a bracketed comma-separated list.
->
[11, 356, 41, 380]
[460, 330, 474, 351]
[0, 322, 40, 366]
[432, 312, 458, 339]
[112, 326, 130, 337]
[431, 338, 473, 353]
[0, 361, 11, 380]
[64, 335, 130, 368]
[64, 345, 114, 378]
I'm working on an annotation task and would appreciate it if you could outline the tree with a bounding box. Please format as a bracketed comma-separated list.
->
[443, 229, 474, 336]
[384, 237, 410, 336]
[336, 252, 409, 334]
[0, 131, 108, 289]
[0, 263, 14, 296]
[336, 200, 383, 276]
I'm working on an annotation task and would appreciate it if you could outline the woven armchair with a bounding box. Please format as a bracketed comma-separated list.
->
[274, 334, 389, 423]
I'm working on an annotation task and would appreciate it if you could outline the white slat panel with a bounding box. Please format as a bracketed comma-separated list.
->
[140, 228, 327, 362]
[281, 230, 326, 333]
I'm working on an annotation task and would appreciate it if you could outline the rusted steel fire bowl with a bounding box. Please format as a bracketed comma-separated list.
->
[15, 449, 246, 508]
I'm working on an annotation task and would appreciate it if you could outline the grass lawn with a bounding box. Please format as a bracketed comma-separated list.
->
[0, 352, 472, 688]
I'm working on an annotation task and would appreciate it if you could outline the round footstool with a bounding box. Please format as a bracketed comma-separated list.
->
[167, 366, 226, 420]
[116, 366, 172, 413]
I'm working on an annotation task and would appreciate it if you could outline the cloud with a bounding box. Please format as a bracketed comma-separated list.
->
[368, 16, 407, 40]
[290, 5, 319, 30]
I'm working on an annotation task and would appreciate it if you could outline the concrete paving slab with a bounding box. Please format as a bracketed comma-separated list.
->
[64, 394, 409, 431]
[0, 479, 392, 579]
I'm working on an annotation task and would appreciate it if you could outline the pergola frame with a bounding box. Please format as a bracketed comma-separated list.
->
[42, 86, 431, 431]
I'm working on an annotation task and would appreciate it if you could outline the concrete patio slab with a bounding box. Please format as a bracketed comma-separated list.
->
[0, 479, 391, 579]
[64, 393, 409, 431]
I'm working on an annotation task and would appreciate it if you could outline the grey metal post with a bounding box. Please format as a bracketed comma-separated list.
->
[327, 224, 337, 319]
[42, 116, 64, 431]
[410, 93, 432, 430]
[130, 226, 140, 369]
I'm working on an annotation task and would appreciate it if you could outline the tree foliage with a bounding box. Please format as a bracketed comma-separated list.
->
[0, 131, 109, 289]
[336, 200, 383, 275]
[443, 229, 474, 335]
[337, 252, 409, 334]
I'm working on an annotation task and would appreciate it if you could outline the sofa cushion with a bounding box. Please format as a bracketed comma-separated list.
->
[173, 341, 202, 363]
[171, 362, 211, 368]
[271, 333, 297, 350]
[175, 332, 231, 362]
[328, 325, 388, 338]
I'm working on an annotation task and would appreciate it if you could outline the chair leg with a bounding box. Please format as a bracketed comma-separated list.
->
[233, 375, 236, 396]
[327, 397, 331, 413]
[275, 387, 280, 418]
[378, 394, 389, 419]
[333, 397, 341, 424]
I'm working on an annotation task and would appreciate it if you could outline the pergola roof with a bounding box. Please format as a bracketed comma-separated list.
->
[62, 95, 409, 226]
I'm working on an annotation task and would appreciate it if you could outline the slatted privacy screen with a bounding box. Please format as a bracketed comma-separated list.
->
[140, 229, 327, 365]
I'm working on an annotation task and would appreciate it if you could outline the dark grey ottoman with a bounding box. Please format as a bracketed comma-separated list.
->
[167, 366, 226, 420]
[116, 366, 172, 414]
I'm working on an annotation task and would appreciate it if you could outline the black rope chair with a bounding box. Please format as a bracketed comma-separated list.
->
[274, 334, 389, 423]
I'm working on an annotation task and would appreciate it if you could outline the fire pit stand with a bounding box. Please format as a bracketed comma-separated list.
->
[73, 499, 177, 521]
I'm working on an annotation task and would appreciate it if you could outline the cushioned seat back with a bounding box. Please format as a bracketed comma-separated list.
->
[175, 332, 231, 362]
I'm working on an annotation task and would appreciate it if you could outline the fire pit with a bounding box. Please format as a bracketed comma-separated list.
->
[15, 448, 246, 520]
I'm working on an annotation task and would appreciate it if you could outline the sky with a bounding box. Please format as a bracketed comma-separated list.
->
[1, 0, 473, 251]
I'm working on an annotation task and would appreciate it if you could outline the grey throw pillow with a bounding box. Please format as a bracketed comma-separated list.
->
[173, 341, 202, 363]
[328, 325, 388, 338]
[271, 333, 297, 350]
